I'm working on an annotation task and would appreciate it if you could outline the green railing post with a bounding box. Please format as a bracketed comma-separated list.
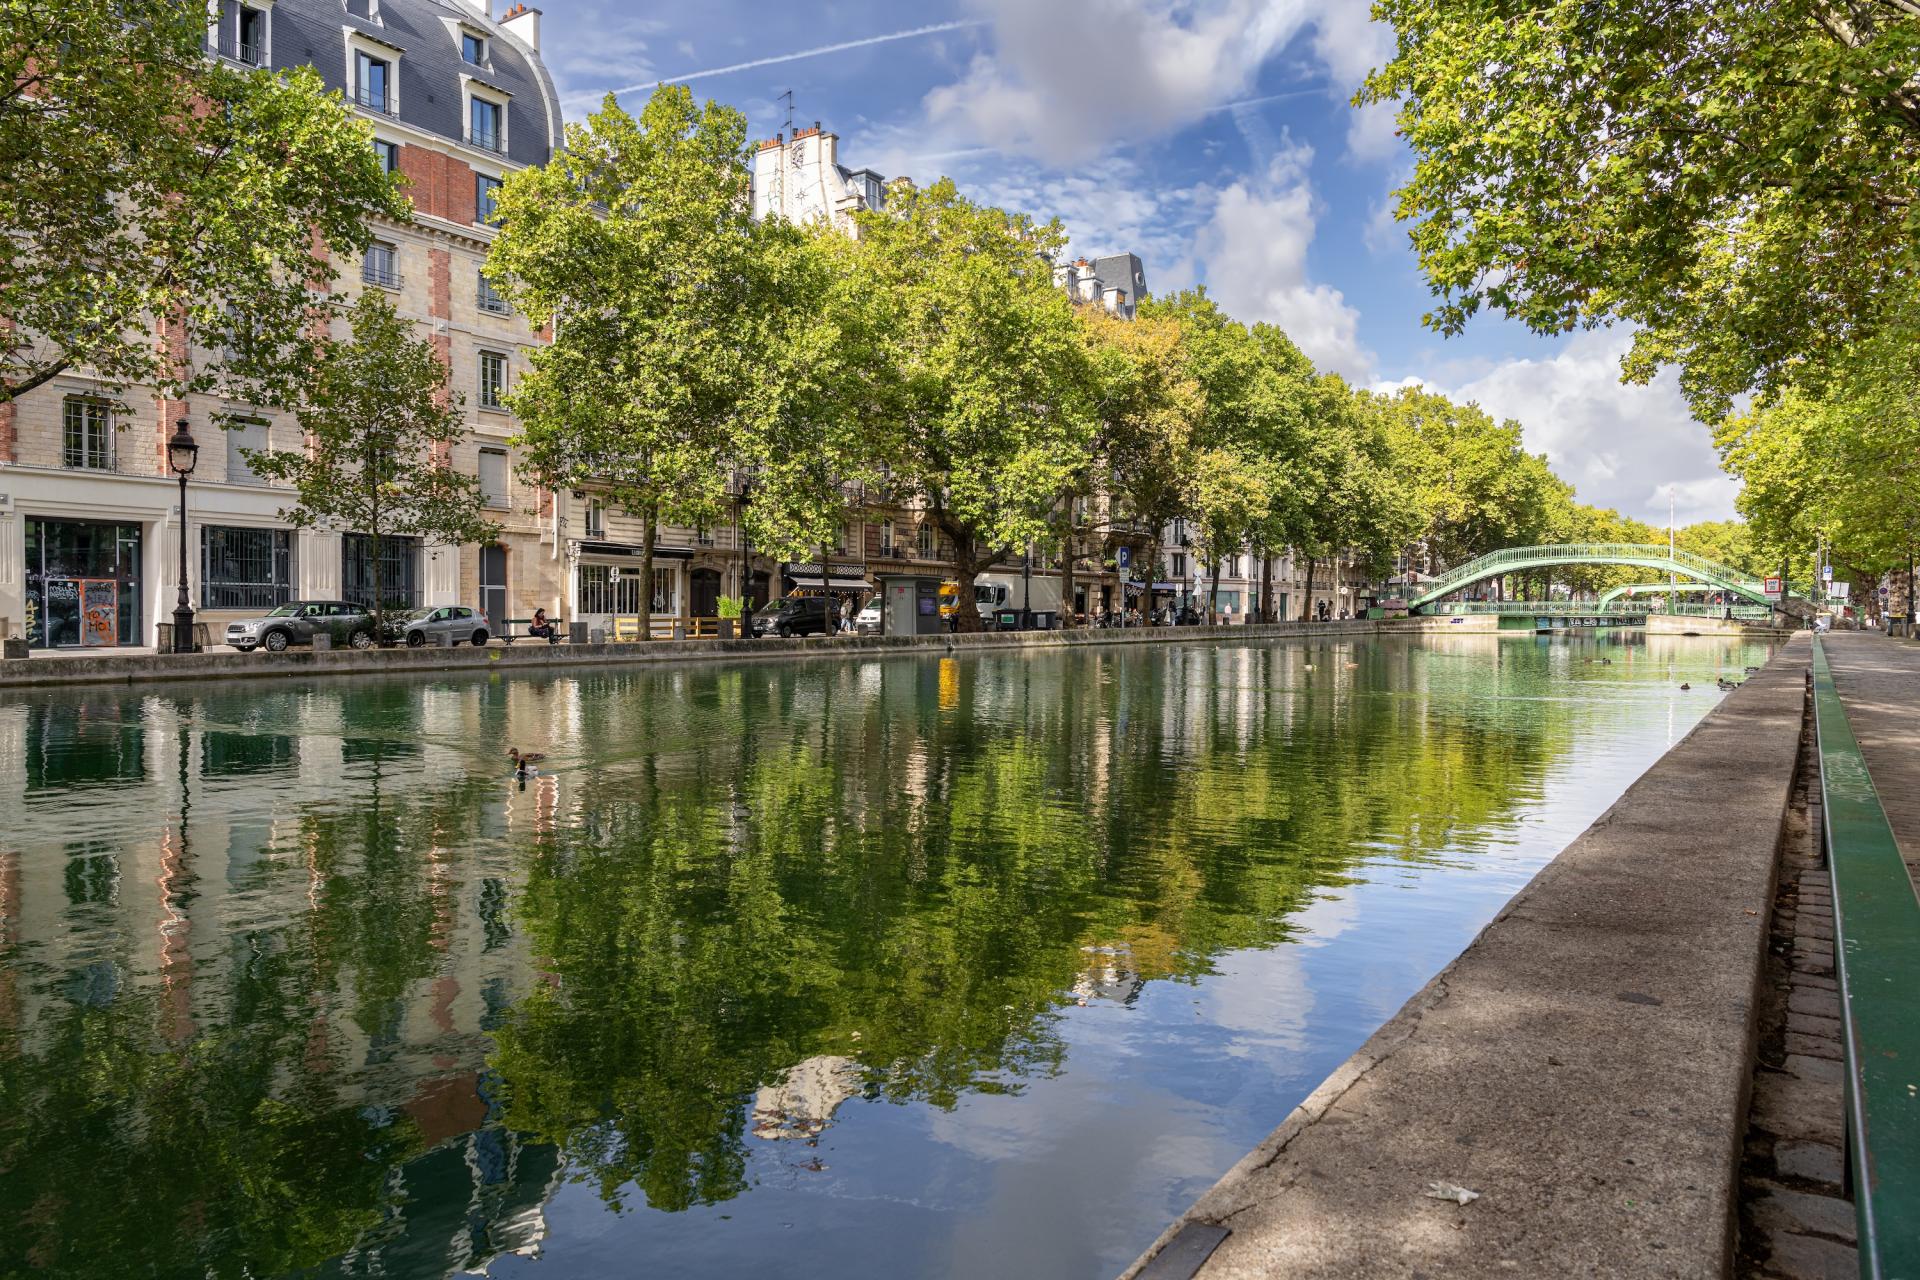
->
[1810, 638, 1920, 1280]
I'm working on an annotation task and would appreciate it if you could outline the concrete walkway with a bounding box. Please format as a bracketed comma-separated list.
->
[1125, 637, 1813, 1280]
[1817, 631, 1920, 884]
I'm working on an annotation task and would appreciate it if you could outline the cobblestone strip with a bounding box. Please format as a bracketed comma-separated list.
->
[1737, 712, 1857, 1280]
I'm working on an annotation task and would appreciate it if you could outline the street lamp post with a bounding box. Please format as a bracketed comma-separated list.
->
[166, 419, 199, 654]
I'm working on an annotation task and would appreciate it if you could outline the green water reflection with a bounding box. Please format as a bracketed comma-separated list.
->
[0, 633, 1775, 1278]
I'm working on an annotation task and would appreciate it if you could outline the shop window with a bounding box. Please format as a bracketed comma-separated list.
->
[341, 533, 420, 609]
[201, 526, 293, 610]
[24, 518, 142, 648]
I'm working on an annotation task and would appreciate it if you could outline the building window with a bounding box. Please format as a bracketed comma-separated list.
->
[223, 2, 267, 64]
[479, 350, 507, 410]
[468, 96, 503, 153]
[916, 522, 933, 557]
[476, 174, 502, 224]
[479, 447, 509, 509]
[62, 398, 112, 470]
[577, 565, 675, 615]
[878, 520, 893, 554]
[373, 138, 399, 173]
[341, 533, 420, 609]
[477, 271, 510, 314]
[201, 526, 292, 610]
[585, 498, 605, 538]
[362, 240, 399, 289]
[24, 518, 143, 648]
[462, 31, 486, 64]
[355, 51, 391, 113]
[225, 417, 270, 484]
[1172, 552, 1187, 578]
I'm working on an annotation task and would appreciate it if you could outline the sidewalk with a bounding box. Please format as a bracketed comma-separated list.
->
[1816, 631, 1920, 883]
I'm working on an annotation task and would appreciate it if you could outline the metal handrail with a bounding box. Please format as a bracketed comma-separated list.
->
[1410, 543, 1771, 609]
[1809, 638, 1920, 1278]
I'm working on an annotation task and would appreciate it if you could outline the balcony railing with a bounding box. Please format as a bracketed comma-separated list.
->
[466, 126, 505, 154]
[214, 33, 262, 65]
[477, 287, 511, 315]
[354, 86, 395, 116]
[362, 259, 401, 289]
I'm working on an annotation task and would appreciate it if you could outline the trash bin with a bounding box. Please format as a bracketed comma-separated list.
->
[997, 609, 1020, 631]
[589, 627, 606, 645]
[311, 633, 332, 652]
[570, 621, 589, 644]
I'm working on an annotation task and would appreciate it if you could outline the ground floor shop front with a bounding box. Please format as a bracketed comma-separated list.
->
[2, 469, 561, 649]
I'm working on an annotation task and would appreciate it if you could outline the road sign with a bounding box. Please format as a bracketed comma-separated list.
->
[1764, 575, 1783, 599]
[1823, 564, 1834, 582]
[1881, 586, 1891, 598]
[1117, 546, 1131, 570]
[1830, 581, 1850, 600]
[608, 566, 621, 581]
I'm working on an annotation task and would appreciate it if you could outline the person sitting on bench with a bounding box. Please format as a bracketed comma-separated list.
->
[528, 608, 557, 643]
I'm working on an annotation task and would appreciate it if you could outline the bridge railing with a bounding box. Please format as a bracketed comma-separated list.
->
[1808, 639, 1920, 1276]
[1429, 600, 1652, 615]
[1411, 543, 1771, 608]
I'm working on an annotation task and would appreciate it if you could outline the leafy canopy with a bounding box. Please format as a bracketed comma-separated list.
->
[0, 0, 407, 404]
[1364, 0, 1920, 417]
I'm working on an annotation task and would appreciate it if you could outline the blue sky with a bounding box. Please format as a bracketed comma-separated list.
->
[535, 0, 1736, 525]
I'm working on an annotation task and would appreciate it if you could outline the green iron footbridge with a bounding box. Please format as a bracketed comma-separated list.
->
[1406, 543, 1800, 615]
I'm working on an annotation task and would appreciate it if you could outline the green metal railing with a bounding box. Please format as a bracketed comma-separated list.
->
[1809, 639, 1920, 1279]
[1429, 599, 1652, 615]
[1408, 543, 1774, 610]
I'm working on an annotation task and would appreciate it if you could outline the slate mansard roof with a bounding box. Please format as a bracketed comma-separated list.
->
[221, 0, 563, 168]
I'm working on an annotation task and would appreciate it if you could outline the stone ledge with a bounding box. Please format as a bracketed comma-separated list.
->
[1122, 635, 1812, 1280]
[0, 618, 1397, 690]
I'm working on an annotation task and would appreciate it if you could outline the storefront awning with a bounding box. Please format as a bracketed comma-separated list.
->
[575, 540, 694, 560]
[789, 575, 872, 591]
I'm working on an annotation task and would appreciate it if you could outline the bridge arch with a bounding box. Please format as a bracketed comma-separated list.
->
[1408, 543, 1776, 612]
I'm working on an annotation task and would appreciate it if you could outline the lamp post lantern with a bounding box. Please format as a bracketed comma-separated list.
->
[166, 418, 199, 653]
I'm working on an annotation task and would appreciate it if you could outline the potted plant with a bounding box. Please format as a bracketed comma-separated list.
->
[716, 595, 743, 640]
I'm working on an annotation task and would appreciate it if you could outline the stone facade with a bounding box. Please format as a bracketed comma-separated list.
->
[0, 0, 564, 648]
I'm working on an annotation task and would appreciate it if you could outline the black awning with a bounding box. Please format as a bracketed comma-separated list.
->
[576, 541, 694, 561]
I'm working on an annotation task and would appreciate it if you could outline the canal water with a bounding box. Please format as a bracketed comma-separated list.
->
[0, 632, 1776, 1279]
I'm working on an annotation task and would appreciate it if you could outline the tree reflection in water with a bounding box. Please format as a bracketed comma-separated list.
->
[0, 637, 1746, 1277]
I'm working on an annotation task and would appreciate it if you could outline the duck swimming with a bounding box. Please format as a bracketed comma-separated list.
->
[508, 748, 547, 772]
[1680, 682, 1692, 691]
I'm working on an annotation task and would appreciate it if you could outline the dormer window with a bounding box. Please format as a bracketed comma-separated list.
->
[234, 4, 266, 64]
[355, 51, 391, 113]
[468, 95, 503, 153]
[462, 31, 486, 65]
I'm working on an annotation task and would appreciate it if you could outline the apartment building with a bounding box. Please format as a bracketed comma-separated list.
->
[1, 0, 562, 650]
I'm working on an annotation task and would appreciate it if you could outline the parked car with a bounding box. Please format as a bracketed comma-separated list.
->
[226, 601, 375, 653]
[752, 597, 840, 638]
[384, 605, 492, 648]
[852, 599, 884, 635]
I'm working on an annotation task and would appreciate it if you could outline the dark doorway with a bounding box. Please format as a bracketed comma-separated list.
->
[690, 567, 721, 617]
[480, 545, 508, 632]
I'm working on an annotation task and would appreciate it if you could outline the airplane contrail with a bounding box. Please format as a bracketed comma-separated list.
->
[566, 20, 986, 104]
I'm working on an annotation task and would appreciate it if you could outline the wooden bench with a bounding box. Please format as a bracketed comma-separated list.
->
[502, 617, 564, 644]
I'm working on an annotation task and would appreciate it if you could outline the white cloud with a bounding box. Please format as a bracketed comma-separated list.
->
[922, 0, 1371, 165]
[1192, 140, 1374, 381]
[1391, 330, 1739, 524]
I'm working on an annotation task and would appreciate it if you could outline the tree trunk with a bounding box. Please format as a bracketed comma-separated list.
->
[1209, 553, 1223, 625]
[640, 503, 657, 642]
[949, 528, 986, 634]
[1060, 513, 1077, 629]
[1302, 556, 1317, 621]
[1259, 545, 1273, 624]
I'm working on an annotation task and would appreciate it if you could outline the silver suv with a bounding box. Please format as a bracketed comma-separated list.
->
[226, 601, 374, 653]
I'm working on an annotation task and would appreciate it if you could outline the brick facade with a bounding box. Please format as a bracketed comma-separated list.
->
[398, 145, 477, 225]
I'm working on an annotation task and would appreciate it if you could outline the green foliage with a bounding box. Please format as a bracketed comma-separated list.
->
[486, 86, 768, 624]
[0, 0, 408, 405]
[1364, 0, 1920, 418]
[833, 178, 1097, 629]
[240, 292, 498, 634]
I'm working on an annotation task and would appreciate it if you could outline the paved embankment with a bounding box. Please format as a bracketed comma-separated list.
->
[1816, 632, 1920, 883]
[0, 616, 1497, 690]
[1646, 614, 1794, 638]
[1126, 635, 1813, 1280]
